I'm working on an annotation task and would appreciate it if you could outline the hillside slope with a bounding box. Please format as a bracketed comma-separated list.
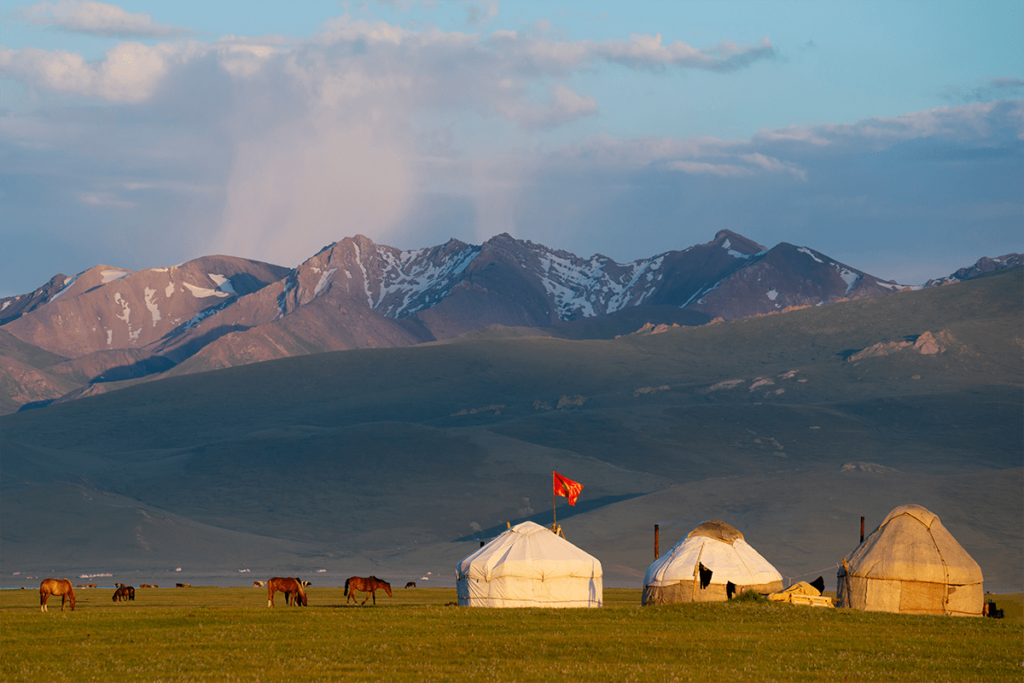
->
[1, 270, 1020, 590]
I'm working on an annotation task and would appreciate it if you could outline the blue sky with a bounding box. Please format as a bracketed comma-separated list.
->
[1, 0, 1021, 296]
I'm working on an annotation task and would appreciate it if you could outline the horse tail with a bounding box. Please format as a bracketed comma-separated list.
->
[344, 578, 350, 596]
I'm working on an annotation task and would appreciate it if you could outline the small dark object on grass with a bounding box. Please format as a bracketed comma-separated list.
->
[985, 601, 1004, 618]
[733, 589, 767, 603]
[810, 576, 825, 594]
[405, 582, 416, 588]
[445, 601, 458, 606]
[698, 563, 713, 590]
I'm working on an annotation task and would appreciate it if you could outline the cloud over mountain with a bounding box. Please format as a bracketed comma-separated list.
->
[14, 0, 193, 39]
[1, 7, 1020, 297]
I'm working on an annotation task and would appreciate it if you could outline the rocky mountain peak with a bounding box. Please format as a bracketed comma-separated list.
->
[710, 229, 767, 256]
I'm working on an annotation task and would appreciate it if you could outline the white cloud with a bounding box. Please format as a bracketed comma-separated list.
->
[500, 83, 598, 131]
[596, 34, 776, 72]
[740, 153, 807, 181]
[77, 190, 136, 209]
[465, 0, 499, 27]
[0, 42, 172, 103]
[666, 160, 752, 178]
[14, 0, 193, 38]
[3, 13, 1018, 296]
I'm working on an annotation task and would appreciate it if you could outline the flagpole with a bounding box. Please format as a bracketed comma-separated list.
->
[552, 484, 557, 532]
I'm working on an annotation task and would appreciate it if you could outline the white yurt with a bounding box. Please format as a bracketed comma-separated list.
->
[456, 521, 603, 607]
[836, 504, 984, 616]
[642, 520, 783, 605]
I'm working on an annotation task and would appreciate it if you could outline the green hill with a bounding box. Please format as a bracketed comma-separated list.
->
[1, 269, 1020, 591]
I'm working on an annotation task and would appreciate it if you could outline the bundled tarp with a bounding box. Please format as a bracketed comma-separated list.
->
[837, 504, 983, 616]
[769, 581, 834, 608]
[456, 521, 602, 608]
[642, 520, 783, 605]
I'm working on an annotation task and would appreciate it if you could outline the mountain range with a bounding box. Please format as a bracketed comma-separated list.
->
[0, 231, 1019, 414]
[1, 266, 1020, 591]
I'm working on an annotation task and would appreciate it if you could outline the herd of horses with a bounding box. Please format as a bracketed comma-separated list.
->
[39, 575, 397, 611]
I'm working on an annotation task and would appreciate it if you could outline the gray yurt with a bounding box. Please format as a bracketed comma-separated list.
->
[837, 504, 984, 616]
[643, 521, 783, 605]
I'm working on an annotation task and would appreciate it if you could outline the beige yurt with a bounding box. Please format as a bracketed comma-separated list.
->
[456, 521, 602, 607]
[643, 520, 783, 605]
[836, 504, 983, 616]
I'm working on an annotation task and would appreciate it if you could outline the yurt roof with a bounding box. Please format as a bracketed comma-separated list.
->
[457, 521, 602, 583]
[846, 504, 982, 585]
[645, 521, 781, 587]
[687, 520, 744, 544]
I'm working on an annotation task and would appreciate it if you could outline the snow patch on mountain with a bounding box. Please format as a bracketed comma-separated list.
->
[49, 275, 79, 302]
[183, 301, 232, 329]
[144, 287, 161, 326]
[314, 268, 337, 296]
[184, 282, 230, 298]
[352, 242, 373, 308]
[723, 239, 754, 259]
[209, 274, 236, 295]
[370, 243, 479, 317]
[114, 293, 131, 324]
[797, 247, 824, 264]
[531, 247, 668, 320]
[834, 265, 860, 293]
[277, 272, 298, 319]
[101, 269, 130, 284]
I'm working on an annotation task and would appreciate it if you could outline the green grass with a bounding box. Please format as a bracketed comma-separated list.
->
[2, 588, 1021, 682]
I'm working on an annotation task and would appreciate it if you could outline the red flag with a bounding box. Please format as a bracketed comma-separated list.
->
[553, 471, 583, 506]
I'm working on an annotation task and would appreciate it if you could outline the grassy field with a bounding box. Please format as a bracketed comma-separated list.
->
[2, 587, 1021, 682]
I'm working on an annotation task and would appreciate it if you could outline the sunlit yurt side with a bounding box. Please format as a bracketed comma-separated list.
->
[456, 521, 602, 608]
[642, 521, 783, 605]
[837, 504, 984, 616]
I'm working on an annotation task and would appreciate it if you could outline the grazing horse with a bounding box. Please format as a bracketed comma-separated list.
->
[113, 585, 135, 602]
[40, 579, 75, 612]
[345, 576, 392, 605]
[405, 582, 416, 589]
[267, 577, 307, 607]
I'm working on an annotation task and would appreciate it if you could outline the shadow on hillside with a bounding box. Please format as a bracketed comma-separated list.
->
[91, 355, 176, 383]
[452, 492, 651, 543]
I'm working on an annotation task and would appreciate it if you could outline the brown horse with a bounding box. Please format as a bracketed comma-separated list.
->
[267, 577, 307, 607]
[112, 585, 135, 602]
[345, 576, 392, 605]
[40, 579, 75, 612]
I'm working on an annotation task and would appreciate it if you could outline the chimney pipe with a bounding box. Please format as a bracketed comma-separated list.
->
[860, 516, 865, 544]
[654, 524, 660, 559]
